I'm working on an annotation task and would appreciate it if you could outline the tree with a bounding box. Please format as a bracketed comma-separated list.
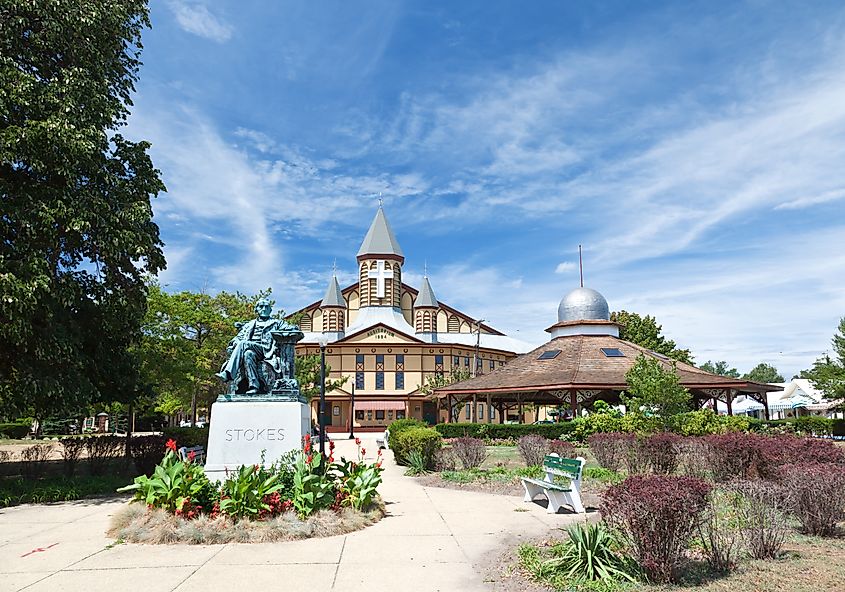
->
[699, 360, 741, 378]
[294, 353, 348, 402]
[0, 2, 164, 420]
[418, 368, 472, 421]
[624, 355, 691, 427]
[610, 311, 693, 365]
[743, 363, 784, 384]
[801, 317, 845, 408]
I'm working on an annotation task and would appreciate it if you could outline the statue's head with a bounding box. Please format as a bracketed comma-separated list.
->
[255, 298, 273, 318]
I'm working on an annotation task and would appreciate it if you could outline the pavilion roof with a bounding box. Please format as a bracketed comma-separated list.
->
[434, 334, 774, 397]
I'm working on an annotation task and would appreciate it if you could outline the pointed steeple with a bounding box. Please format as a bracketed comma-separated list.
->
[357, 207, 404, 261]
[321, 275, 346, 308]
[414, 276, 439, 309]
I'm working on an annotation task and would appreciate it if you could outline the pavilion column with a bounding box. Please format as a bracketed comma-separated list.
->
[570, 389, 578, 418]
[446, 396, 452, 423]
[486, 394, 493, 424]
[518, 396, 524, 424]
[711, 396, 717, 412]
[497, 402, 505, 424]
[472, 394, 478, 423]
[762, 394, 770, 421]
[726, 389, 734, 416]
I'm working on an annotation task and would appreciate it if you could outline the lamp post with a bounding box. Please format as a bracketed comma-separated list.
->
[316, 335, 329, 457]
[348, 383, 356, 439]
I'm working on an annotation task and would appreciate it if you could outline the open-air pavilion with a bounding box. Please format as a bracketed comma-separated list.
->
[434, 286, 776, 422]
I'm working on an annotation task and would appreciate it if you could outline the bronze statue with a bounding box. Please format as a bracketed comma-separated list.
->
[217, 298, 303, 395]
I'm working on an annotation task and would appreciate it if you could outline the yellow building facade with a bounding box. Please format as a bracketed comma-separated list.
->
[293, 207, 531, 431]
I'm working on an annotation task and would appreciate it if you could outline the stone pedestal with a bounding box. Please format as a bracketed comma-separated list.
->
[204, 399, 310, 482]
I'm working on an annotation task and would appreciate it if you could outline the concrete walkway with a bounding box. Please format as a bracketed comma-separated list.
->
[0, 437, 586, 592]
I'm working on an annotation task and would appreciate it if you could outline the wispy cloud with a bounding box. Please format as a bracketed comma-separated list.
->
[555, 261, 576, 274]
[166, 1, 233, 42]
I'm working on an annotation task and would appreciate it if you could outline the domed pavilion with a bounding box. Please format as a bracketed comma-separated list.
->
[435, 285, 775, 422]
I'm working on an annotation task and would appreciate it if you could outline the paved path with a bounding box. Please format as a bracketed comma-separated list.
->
[0, 437, 586, 592]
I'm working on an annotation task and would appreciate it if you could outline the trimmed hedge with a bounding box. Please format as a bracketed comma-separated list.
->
[387, 418, 428, 448]
[391, 427, 442, 467]
[0, 422, 31, 439]
[434, 422, 574, 440]
[161, 427, 209, 449]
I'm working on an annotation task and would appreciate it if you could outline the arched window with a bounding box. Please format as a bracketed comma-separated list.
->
[447, 315, 459, 333]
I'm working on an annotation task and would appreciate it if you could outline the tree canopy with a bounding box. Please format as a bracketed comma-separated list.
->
[610, 310, 693, 365]
[801, 317, 845, 407]
[0, 1, 163, 419]
[624, 355, 691, 427]
[742, 363, 784, 384]
[699, 360, 741, 378]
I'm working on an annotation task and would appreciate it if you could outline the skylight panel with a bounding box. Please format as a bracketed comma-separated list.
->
[537, 350, 561, 360]
[601, 348, 625, 357]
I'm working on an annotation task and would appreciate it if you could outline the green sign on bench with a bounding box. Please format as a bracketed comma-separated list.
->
[520, 454, 586, 514]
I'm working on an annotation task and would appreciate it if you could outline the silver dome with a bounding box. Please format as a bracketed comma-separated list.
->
[557, 287, 610, 322]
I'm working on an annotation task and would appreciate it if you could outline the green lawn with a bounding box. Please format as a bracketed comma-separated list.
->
[0, 475, 130, 507]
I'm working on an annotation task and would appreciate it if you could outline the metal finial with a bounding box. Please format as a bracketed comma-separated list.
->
[332, 258, 337, 276]
[578, 245, 584, 288]
[424, 259, 428, 278]
[377, 192, 384, 208]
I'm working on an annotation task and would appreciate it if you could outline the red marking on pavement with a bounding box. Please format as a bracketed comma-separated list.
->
[21, 543, 59, 558]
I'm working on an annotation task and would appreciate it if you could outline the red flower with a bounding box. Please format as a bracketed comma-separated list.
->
[188, 450, 196, 462]
[361, 448, 366, 456]
[355, 437, 361, 446]
[166, 439, 177, 452]
[328, 456, 334, 463]
[306, 454, 313, 464]
[329, 440, 335, 452]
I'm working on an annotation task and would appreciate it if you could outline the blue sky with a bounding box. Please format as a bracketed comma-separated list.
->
[127, 0, 845, 379]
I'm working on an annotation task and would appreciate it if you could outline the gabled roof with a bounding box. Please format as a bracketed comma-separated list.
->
[357, 207, 404, 259]
[320, 275, 346, 307]
[435, 334, 775, 395]
[414, 276, 439, 308]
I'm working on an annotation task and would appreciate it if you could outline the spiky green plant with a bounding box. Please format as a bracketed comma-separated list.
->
[541, 523, 638, 583]
[404, 450, 429, 475]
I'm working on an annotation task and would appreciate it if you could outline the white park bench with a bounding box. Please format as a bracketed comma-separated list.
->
[376, 428, 390, 450]
[521, 454, 586, 514]
[178, 445, 206, 465]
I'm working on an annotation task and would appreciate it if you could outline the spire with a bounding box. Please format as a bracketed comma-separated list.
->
[321, 274, 346, 308]
[414, 275, 439, 308]
[357, 207, 404, 260]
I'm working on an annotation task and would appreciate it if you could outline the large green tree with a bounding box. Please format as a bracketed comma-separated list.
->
[699, 360, 741, 378]
[610, 310, 693, 364]
[801, 317, 845, 408]
[0, 2, 164, 420]
[742, 363, 784, 384]
[624, 355, 691, 428]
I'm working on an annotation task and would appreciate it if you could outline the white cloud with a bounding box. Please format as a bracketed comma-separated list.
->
[555, 261, 576, 274]
[166, 1, 233, 42]
[775, 189, 845, 210]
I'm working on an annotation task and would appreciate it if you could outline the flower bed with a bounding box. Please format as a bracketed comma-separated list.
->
[111, 436, 385, 544]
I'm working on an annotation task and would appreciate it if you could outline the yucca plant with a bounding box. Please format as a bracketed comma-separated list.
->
[541, 523, 638, 583]
[404, 450, 430, 475]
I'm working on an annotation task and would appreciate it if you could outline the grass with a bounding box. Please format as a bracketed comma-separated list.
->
[442, 465, 543, 484]
[0, 474, 130, 507]
[518, 531, 845, 592]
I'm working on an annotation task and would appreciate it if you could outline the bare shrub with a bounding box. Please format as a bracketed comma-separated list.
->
[86, 435, 123, 475]
[128, 435, 166, 476]
[20, 443, 54, 476]
[60, 438, 86, 476]
[548, 439, 576, 458]
[781, 462, 845, 536]
[732, 480, 788, 559]
[452, 437, 487, 469]
[0, 450, 12, 463]
[676, 437, 711, 479]
[698, 489, 741, 573]
[623, 437, 650, 475]
[641, 432, 681, 475]
[434, 448, 457, 471]
[587, 433, 631, 472]
[518, 434, 548, 467]
[601, 475, 712, 583]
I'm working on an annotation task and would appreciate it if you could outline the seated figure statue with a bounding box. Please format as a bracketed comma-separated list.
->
[216, 298, 303, 395]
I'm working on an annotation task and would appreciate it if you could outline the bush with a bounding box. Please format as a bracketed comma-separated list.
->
[792, 416, 833, 437]
[387, 418, 428, 448]
[0, 422, 31, 439]
[451, 437, 487, 469]
[641, 432, 681, 475]
[698, 489, 741, 573]
[541, 523, 638, 583]
[20, 443, 54, 476]
[601, 475, 712, 583]
[60, 438, 86, 476]
[434, 448, 457, 471]
[161, 427, 208, 449]
[391, 427, 442, 468]
[781, 463, 845, 536]
[676, 437, 711, 479]
[704, 433, 761, 481]
[518, 434, 548, 467]
[434, 422, 575, 440]
[549, 440, 576, 458]
[86, 435, 124, 475]
[588, 433, 632, 473]
[731, 480, 788, 559]
[128, 435, 166, 476]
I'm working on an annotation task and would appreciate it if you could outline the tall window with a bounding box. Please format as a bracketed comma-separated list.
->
[434, 354, 444, 377]
[356, 354, 364, 390]
[395, 372, 404, 389]
[395, 354, 405, 389]
[375, 354, 384, 390]
[465, 405, 471, 419]
[464, 356, 470, 367]
[453, 355, 460, 366]
[489, 359, 495, 370]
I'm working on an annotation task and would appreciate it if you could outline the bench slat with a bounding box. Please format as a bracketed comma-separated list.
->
[521, 477, 571, 492]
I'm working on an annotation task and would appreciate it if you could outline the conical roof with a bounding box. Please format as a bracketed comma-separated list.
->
[414, 276, 439, 308]
[321, 275, 346, 308]
[357, 207, 404, 258]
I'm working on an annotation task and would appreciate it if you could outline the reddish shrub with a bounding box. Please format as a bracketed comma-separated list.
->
[518, 434, 548, 467]
[452, 436, 487, 469]
[602, 475, 712, 583]
[781, 463, 845, 536]
[642, 432, 682, 475]
[588, 433, 633, 472]
[705, 433, 761, 481]
[548, 439, 576, 458]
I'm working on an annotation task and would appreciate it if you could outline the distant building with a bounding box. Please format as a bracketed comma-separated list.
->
[719, 379, 841, 420]
[292, 207, 532, 431]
